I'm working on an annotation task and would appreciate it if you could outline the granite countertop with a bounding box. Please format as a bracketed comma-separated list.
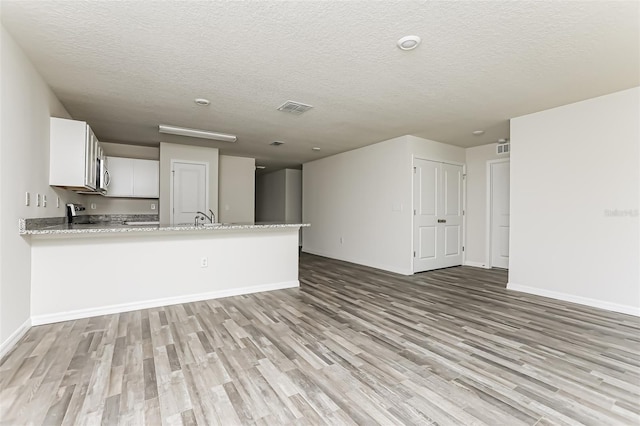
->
[19, 216, 309, 236]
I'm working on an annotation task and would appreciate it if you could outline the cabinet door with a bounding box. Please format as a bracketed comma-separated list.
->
[84, 127, 97, 189]
[133, 159, 159, 198]
[106, 157, 134, 197]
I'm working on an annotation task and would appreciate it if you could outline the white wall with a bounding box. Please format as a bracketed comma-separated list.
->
[0, 26, 75, 354]
[465, 143, 510, 267]
[285, 169, 302, 223]
[30, 228, 301, 323]
[80, 197, 159, 215]
[159, 142, 219, 225]
[509, 87, 639, 316]
[303, 135, 464, 275]
[101, 141, 159, 160]
[255, 170, 286, 222]
[219, 155, 256, 223]
[256, 168, 302, 223]
[409, 135, 466, 164]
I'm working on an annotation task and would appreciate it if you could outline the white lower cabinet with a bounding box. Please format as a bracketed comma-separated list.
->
[105, 156, 159, 198]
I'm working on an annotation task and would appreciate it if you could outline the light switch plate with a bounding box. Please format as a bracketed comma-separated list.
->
[150, 203, 156, 210]
[43, 195, 47, 207]
[36, 194, 41, 207]
[25, 192, 30, 206]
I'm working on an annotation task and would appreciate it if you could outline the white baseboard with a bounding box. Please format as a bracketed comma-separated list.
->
[0, 318, 32, 359]
[464, 261, 490, 269]
[31, 280, 299, 326]
[302, 248, 413, 276]
[507, 282, 640, 317]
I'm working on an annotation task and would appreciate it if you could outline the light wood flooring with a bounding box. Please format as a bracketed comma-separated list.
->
[1, 253, 639, 425]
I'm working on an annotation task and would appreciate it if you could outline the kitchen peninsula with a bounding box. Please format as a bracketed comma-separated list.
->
[21, 218, 308, 326]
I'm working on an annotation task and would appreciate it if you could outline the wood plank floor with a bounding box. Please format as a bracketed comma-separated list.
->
[1, 253, 639, 425]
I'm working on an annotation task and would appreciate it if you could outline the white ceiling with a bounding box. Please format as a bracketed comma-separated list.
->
[2, 1, 638, 170]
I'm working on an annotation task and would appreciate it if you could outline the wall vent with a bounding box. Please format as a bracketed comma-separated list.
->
[277, 100, 313, 115]
[497, 141, 510, 155]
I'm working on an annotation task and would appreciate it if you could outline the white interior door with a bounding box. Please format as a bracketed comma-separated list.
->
[413, 159, 463, 273]
[171, 161, 208, 225]
[489, 160, 510, 268]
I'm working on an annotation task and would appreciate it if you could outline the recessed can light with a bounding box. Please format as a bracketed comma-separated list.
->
[312, 147, 321, 151]
[194, 98, 210, 106]
[472, 130, 485, 135]
[397, 35, 421, 51]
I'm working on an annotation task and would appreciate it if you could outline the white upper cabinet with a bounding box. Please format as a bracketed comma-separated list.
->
[106, 157, 135, 196]
[50, 117, 100, 191]
[105, 156, 159, 198]
[132, 159, 159, 198]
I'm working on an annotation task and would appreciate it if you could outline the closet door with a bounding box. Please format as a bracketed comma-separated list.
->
[413, 159, 463, 273]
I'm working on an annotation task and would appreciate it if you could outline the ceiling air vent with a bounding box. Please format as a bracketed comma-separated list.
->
[497, 140, 510, 155]
[277, 100, 313, 115]
[270, 141, 285, 146]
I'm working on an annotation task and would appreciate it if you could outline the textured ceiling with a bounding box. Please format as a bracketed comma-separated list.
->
[2, 1, 639, 170]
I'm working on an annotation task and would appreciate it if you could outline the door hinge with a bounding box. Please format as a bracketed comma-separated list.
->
[462, 246, 465, 252]
[413, 209, 416, 216]
[413, 167, 416, 173]
[463, 210, 465, 215]
[413, 251, 416, 257]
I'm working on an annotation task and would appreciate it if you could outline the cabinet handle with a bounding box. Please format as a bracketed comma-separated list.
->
[105, 169, 111, 187]
[437, 219, 446, 223]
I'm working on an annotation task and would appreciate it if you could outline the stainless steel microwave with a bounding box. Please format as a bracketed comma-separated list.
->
[97, 157, 110, 194]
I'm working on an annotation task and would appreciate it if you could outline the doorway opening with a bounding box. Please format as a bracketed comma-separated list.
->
[486, 159, 510, 269]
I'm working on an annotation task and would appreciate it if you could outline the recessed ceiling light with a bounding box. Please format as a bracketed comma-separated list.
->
[194, 98, 210, 106]
[397, 35, 421, 51]
[256, 165, 266, 169]
[312, 147, 321, 151]
[472, 130, 485, 136]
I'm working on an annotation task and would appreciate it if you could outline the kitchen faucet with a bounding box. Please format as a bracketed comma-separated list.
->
[194, 210, 216, 226]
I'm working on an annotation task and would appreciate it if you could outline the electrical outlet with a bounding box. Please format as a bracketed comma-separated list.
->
[200, 257, 208, 268]
[90, 203, 97, 210]
[43, 195, 47, 207]
[150, 203, 156, 210]
[25, 192, 30, 206]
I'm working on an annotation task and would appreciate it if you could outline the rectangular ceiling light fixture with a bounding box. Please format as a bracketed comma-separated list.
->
[158, 124, 237, 142]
